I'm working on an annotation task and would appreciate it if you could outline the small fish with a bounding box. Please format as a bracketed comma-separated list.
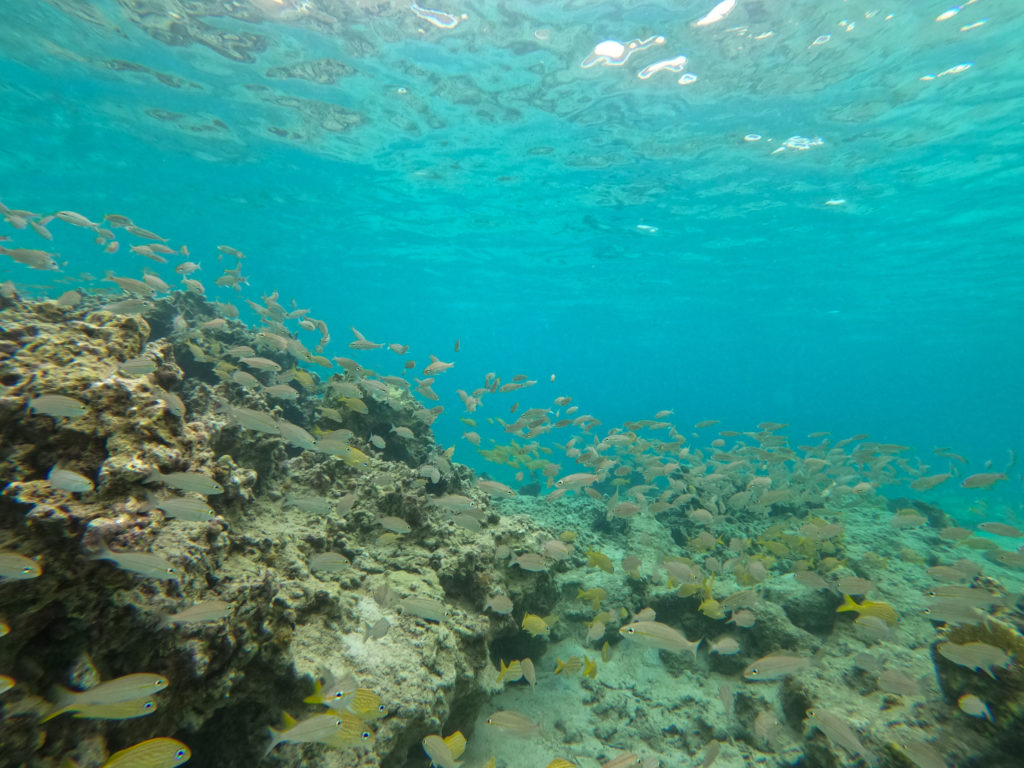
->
[28, 394, 87, 420]
[726, 609, 755, 628]
[498, 659, 523, 683]
[554, 656, 582, 675]
[146, 492, 214, 523]
[709, 637, 740, 655]
[90, 540, 178, 582]
[586, 548, 614, 573]
[804, 709, 874, 765]
[521, 658, 536, 688]
[162, 600, 230, 626]
[836, 594, 898, 626]
[265, 712, 370, 755]
[47, 467, 94, 493]
[399, 597, 451, 622]
[743, 653, 812, 681]
[277, 420, 318, 451]
[583, 656, 597, 678]
[146, 469, 223, 495]
[304, 671, 358, 707]
[476, 479, 515, 497]
[511, 553, 549, 572]
[72, 698, 159, 720]
[958, 693, 993, 721]
[484, 709, 541, 737]
[44, 673, 169, 720]
[961, 472, 1006, 489]
[0, 551, 41, 580]
[119, 356, 157, 376]
[977, 521, 1023, 538]
[619, 621, 700, 657]
[936, 641, 1012, 678]
[310, 552, 351, 573]
[577, 587, 607, 611]
[521, 613, 550, 638]
[101, 737, 190, 768]
[484, 594, 513, 615]
[835, 577, 874, 596]
[422, 734, 459, 768]
[334, 688, 386, 720]
[362, 617, 390, 641]
[378, 516, 412, 534]
[219, 404, 279, 435]
[877, 669, 920, 696]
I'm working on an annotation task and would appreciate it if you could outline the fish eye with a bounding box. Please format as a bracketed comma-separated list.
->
[175, 750, 187, 760]
[21, 566, 33, 574]
[378, 704, 386, 713]
[750, 668, 760, 675]
[625, 627, 635, 634]
[361, 731, 371, 740]
[335, 719, 344, 726]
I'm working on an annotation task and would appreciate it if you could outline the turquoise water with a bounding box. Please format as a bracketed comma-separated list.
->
[2, 0, 1022, 488]
[2, 3, 1024, 767]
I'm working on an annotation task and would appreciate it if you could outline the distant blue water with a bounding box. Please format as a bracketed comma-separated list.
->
[1, 0, 1022, 510]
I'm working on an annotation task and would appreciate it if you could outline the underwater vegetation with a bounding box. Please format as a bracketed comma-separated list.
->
[1, 199, 1023, 768]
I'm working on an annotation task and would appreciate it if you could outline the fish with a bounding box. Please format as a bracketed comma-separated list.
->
[72, 698, 159, 720]
[44, 673, 169, 720]
[219, 404, 279, 435]
[161, 600, 231, 626]
[743, 653, 812, 681]
[936, 641, 1012, 678]
[521, 658, 536, 688]
[422, 734, 460, 768]
[804, 709, 874, 764]
[0, 551, 42, 580]
[601, 753, 641, 768]
[46, 467, 94, 493]
[399, 597, 451, 622]
[977, 522, 1023, 538]
[577, 587, 607, 610]
[895, 738, 948, 768]
[511, 553, 549, 572]
[304, 671, 358, 707]
[378, 516, 412, 534]
[554, 656, 582, 675]
[877, 669, 921, 696]
[146, 492, 215, 523]
[334, 688, 386, 720]
[835, 577, 875, 596]
[145, 469, 223, 495]
[521, 613, 550, 638]
[583, 656, 597, 678]
[619, 621, 700, 657]
[586, 548, 614, 573]
[277, 420, 318, 450]
[90, 540, 179, 582]
[28, 394, 87, 419]
[362, 617, 390, 641]
[957, 693, 992, 720]
[101, 738, 191, 768]
[310, 552, 351, 573]
[836, 594, 898, 626]
[497, 659, 523, 683]
[476, 479, 515, 497]
[961, 473, 1006, 489]
[265, 711, 371, 754]
[285, 495, 333, 515]
[727, 609, 755, 628]
[484, 594, 513, 614]
[1, 246, 59, 270]
[709, 636, 740, 655]
[483, 709, 541, 737]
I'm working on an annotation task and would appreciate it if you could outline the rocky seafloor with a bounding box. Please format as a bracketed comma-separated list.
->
[1, 260, 1023, 768]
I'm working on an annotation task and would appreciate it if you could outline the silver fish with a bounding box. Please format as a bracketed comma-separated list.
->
[146, 492, 214, 523]
[162, 600, 231, 626]
[310, 552, 351, 573]
[0, 551, 41, 580]
[399, 597, 451, 622]
[48, 467, 94, 493]
[91, 541, 179, 582]
[146, 469, 223, 495]
[29, 394, 87, 419]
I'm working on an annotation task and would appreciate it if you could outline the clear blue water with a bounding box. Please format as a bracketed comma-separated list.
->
[1, 0, 1022, 508]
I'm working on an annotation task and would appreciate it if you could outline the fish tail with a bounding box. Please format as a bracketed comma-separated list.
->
[554, 659, 564, 675]
[836, 594, 858, 613]
[263, 726, 282, 757]
[39, 687, 76, 722]
[143, 467, 162, 485]
[302, 680, 323, 704]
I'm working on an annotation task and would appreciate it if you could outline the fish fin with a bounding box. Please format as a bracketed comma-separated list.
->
[303, 680, 323, 704]
[264, 726, 282, 758]
[281, 711, 297, 728]
[143, 468, 162, 485]
[836, 594, 858, 613]
[554, 659, 564, 675]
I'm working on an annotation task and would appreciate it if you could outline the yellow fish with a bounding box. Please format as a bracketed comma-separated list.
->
[336, 444, 371, 468]
[101, 738, 191, 768]
[560, 530, 577, 542]
[583, 656, 598, 678]
[338, 688, 386, 720]
[497, 659, 523, 683]
[554, 656, 582, 675]
[699, 598, 726, 620]
[521, 613, 550, 638]
[836, 594, 898, 626]
[445, 730, 466, 758]
[577, 587, 607, 611]
[586, 548, 614, 573]
[547, 760, 578, 768]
